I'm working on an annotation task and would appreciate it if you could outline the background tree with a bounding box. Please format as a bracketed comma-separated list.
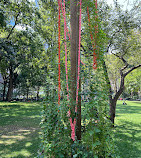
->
[102, 2, 141, 125]
[0, 0, 47, 101]
[124, 68, 141, 99]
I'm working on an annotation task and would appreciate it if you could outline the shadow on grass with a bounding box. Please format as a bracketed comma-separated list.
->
[0, 129, 40, 158]
[0, 104, 22, 108]
[0, 102, 41, 158]
[116, 104, 141, 115]
[114, 120, 141, 158]
[0, 103, 41, 126]
[131, 101, 141, 105]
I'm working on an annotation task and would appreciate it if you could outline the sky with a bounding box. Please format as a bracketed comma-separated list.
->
[29, 0, 38, 6]
[31, 0, 137, 10]
[13, 0, 137, 29]
[106, 0, 137, 10]
[11, 0, 38, 29]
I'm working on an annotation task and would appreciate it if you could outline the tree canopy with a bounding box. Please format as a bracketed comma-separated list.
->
[0, 0, 140, 157]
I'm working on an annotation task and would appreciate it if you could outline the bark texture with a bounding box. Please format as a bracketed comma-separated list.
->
[2, 80, 7, 101]
[70, 0, 81, 140]
[36, 86, 40, 101]
[6, 65, 13, 101]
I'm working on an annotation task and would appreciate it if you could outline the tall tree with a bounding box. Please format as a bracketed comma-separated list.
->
[0, 0, 46, 101]
[70, 0, 81, 141]
[102, 3, 141, 125]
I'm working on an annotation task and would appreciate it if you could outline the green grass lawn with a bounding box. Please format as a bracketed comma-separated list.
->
[114, 100, 141, 158]
[0, 101, 141, 158]
[0, 101, 41, 158]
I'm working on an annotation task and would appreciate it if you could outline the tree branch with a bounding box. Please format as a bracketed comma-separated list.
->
[112, 64, 141, 101]
[124, 64, 141, 77]
[7, 12, 20, 40]
[113, 75, 124, 101]
[106, 29, 121, 53]
[111, 51, 130, 71]
[80, 44, 93, 57]
[80, 43, 86, 52]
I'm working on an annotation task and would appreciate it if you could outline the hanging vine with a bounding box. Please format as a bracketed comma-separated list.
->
[39, 0, 117, 157]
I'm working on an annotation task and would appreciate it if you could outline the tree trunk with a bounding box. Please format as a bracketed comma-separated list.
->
[3, 80, 7, 101]
[138, 90, 141, 100]
[109, 99, 116, 125]
[70, 0, 81, 140]
[70, 0, 79, 108]
[114, 79, 118, 93]
[37, 86, 40, 101]
[131, 91, 133, 99]
[109, 75, 125, 126]
[26, 88, 29, 100]
[6, 66, 13, 101]
[102, 60, 125, 126]
[76, 78, 81, 140]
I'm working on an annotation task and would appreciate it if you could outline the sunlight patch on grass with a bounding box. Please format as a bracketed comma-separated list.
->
[1, 135, 25, 139]
[0, 101, 41, 157]
[17, 129, 33, 135]
[2, 149, 31, 158]
[25, 142, 32, 147]
[30, 115, 40, 118]
[0, 139, 16, 145]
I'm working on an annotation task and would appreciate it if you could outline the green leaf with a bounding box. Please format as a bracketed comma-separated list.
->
[73, 154, 78, 158]
[92, 142, 101, 148]
[95, 128, 101, 133]
[58, 153, 64, 158]
[89, 130, 94, 136]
